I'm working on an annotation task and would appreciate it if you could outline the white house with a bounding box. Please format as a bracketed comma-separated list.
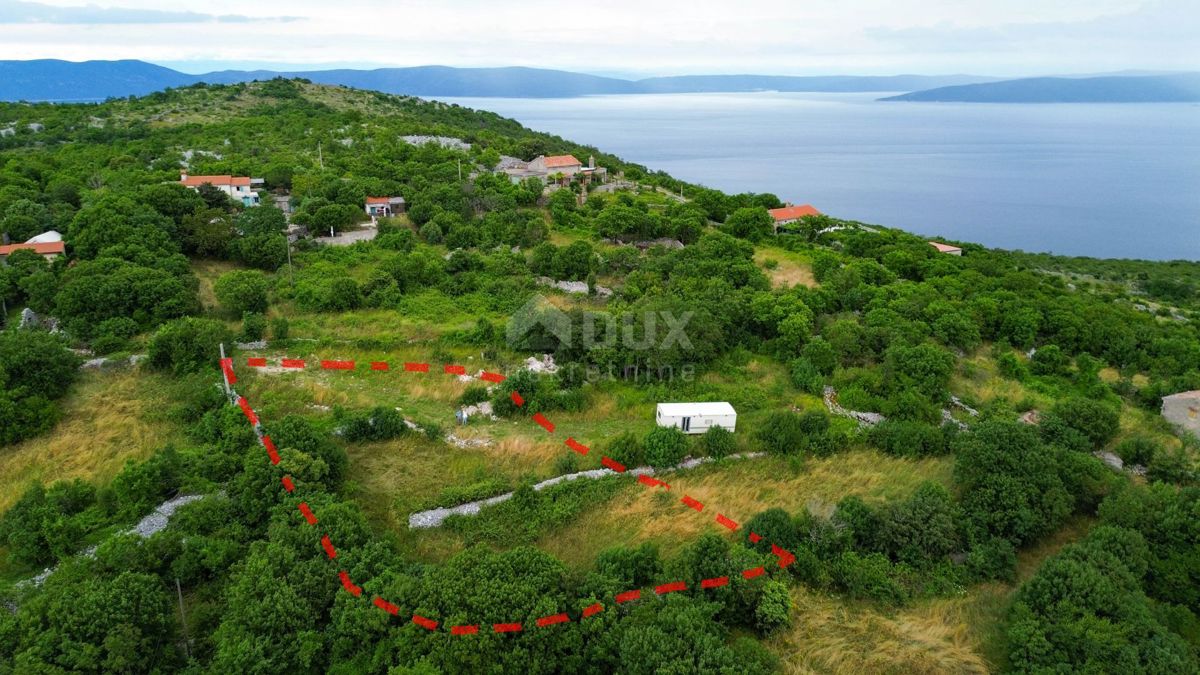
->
[180, 173, 261, 207]
[656, 402, 737, 434]
[365, 196, 405, 217]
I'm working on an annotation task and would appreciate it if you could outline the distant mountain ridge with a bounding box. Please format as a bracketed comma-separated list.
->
[881, 73, 1200, 103]
[2, 60, 1196, 103]
[0, 59, 995, 101]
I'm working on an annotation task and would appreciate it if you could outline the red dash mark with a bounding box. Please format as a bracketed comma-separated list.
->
[219, 358, 237, 384]
[566, 438, 590, 455]
[404, 362, 429, 372]
[451, 624, 479, 636]
[655, 581, 687, 595]
[715, 514, 739, 531]
[412, 615, 438, 631]
[532, 413, 555, 433]
[282, 359, 306, 369]
[536, 613, 569, 628]
[280, 476, 295, 493]
[320, 535, 337, 559]
[297, 502, 318, 526]
[493, 623, 523, 633]
[510, 391, 525, 407]
[370, 361, 389, 371]
[237, 397, 258, 426]
[582, 602, 605, 618]
[601, 456, 626, 472]
[748, 532, 762, 543]
[771, 543, 796, 568]
[339, 571, 362, 597]
[742, 566, 766, 580]
[681, 495, 704, 512]
[615, 590, 641, 604]
[263, 435, 280, 465]
[373, 597, 399, 615]
[480, 371, 505, 383]
[321, 360, 355, 370]
[246, 357, 267, 367]
[637, 475, 670, 489]
[701, 576, 729, 589]
[444, 364, 466, 375]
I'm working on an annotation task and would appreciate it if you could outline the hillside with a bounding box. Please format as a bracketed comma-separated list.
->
[1, 80, 1198, 674]
[0, 59, 996, 101]
[882, 73, 1200, 102]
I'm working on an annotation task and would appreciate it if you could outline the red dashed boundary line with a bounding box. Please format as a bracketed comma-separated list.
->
[220, 356, 796, 635]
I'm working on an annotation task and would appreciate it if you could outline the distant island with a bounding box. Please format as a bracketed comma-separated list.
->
[882, 73, 1200, 103]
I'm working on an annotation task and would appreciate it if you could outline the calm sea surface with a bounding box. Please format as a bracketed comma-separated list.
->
[443, 92, 1200, 260]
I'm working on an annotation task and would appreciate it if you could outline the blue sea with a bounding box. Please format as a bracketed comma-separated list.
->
[443, 92, 1200, 261]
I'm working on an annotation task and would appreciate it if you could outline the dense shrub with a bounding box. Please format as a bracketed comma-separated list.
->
[702, 426, 736, 459]
[606, 431, 645, 468]
[336, 406, 408, 442]
[1049, 396, 1120, 449]
[147, 317, 233, 374]
[213, 269, 269, 315]
[644, 425, 689, 468]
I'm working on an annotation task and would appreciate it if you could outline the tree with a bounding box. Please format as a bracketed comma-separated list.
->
[702, 426, 736, 459]
[1048, 396, 1120, 449]
[723, 207, 774, 242]
[643, 426, 689, 468]
[147, 317, 234, 374]
[954, 421, 1073, 546]
[878, 481, 960, 566]
[214, 269, 269, 316]
[236, 205, 287, 236]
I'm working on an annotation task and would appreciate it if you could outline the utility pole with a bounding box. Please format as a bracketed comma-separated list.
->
[175, 578, 191, 660]
[285, 232, 294, 286]
[318, 141, 323, 170]
[218, 343, 231, 399]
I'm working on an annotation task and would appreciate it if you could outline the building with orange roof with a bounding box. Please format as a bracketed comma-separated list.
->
[767, 204, 821, 233]
[179, 173, 261, 206]
[364, 196, 406, 218]
[0, 240, 65, 263]
[529, 154, 583, 176]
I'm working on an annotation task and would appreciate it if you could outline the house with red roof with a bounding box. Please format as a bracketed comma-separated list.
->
[0, 240, 65, 263]
[529, 154, 583, 176]
[365, 196, 406, 218]
[180, 173, 262, 206]
[767, 204, 821, 233]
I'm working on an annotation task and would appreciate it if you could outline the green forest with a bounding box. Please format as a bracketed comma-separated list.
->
[0, 78, 1198, 674]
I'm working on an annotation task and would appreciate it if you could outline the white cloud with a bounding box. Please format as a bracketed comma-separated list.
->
[0, 0, 298, 23]
[0, 0, 1195, 75]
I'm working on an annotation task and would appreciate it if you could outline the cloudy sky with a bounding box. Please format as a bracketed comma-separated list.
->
[1, 0, 1196, 77]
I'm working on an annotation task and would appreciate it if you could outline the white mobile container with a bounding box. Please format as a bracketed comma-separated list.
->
[655, 402, 737, 434]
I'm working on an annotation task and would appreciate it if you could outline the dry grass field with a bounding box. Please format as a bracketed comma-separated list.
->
[755, 244, 818, 289]
[0, 369, 189, 513]
[539, 449, 954, 568]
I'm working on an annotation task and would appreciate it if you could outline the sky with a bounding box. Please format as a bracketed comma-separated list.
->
[0, 0, 1197, 77]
